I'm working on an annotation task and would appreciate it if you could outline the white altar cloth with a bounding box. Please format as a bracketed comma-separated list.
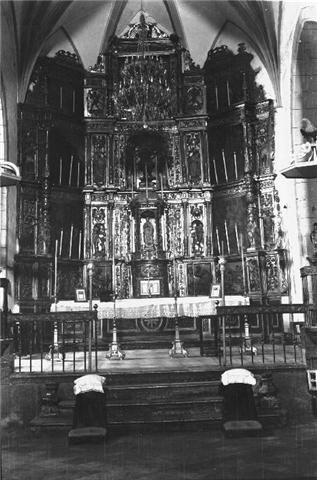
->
[51, 296, 248, 319]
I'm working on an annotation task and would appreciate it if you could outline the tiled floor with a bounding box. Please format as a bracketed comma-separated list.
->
[2, 419, 317, 480]
[14, 346, 305, 374]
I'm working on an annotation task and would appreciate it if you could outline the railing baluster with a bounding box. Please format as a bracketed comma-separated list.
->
[17, 321, 22, 373]
[62, 320, 65, 372]
[83, 320, 87, 373]
[228, 316, 232, 365]
[239, 314, 243, 366]
[73, 321, 76, 372]
[40, 321, 44, 373]
[95, 316, 98, 372]
[272, 313, 276, 363]
[29, 320, 33, 373]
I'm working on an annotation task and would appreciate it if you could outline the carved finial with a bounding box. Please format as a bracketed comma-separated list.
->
[300, 118, 317, 142]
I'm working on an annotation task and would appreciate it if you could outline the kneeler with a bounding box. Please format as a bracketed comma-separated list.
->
[220, 369, 263, 437]
[68, 374, 107, 445]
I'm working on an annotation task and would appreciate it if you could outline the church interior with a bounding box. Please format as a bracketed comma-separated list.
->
[2, 1, 317, 478]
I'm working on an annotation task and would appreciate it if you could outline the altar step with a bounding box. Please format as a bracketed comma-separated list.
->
[30, 372, 224, 431]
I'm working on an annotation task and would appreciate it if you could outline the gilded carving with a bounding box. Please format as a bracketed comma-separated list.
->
[92, 207, 107, 259]
[185, 132, 201, 184]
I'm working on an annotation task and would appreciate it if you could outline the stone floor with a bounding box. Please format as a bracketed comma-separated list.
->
[2, 419, 317, 480]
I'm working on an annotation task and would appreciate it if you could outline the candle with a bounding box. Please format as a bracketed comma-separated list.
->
[240, 233, 246, 294]
[112, 240, 116, 295]
[69, 155, 73, 186]
[69, 224, 73, 258]
[54, 239, 58, 300]
[222, 150, 228, 182]
[78, 229, 82, 259]
[212, 157, 218, 184]
[160, 173, 163, 197]
[235, 223, 240, 253]
[77, 162, 80, 188]
[226, 80, 231, 106]
[59, 157, 62, 185]
[233, 151, 238, 180]
[216, 226, 221, 254]
[224, 220, 230, 254]
[215, 84, 219, 110]
[72, 90, 76, 113]
[59, 86, 63, 109]
[59, 229, 63, 256]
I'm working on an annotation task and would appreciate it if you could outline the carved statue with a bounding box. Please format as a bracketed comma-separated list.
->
[92, 223, 106, 257]
[143, 217, 154, 249]
[191, 219, 204, 256]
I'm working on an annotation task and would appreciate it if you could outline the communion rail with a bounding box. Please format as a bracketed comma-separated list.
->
[6, 304, 316, 374]
[216, 303, 317, 367]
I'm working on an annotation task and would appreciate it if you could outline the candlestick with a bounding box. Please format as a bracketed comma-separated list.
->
[78, 229, 82, 259]
[233, 151, 238, 180]
[112, 240, 116, 295]
[212, 157, 219, 184]
[222, 150, 228, 182]
[224, 220, 230, 254]
[69, 155, 73, 186]
[235, 223, 240, 253]
[59, 86, 63, 110]
[69, 224, 73, 258]
[160, 173, 163, 197]
[59, 229, 63, 257]
[216, 226, 221, 254]
[221, 240, 224, 256]
[59, 157, 62, 185]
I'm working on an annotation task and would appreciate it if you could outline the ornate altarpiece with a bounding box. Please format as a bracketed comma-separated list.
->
[15, 15, 289, 343]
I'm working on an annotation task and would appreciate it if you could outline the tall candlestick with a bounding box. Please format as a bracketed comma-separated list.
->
[216, 226, 221, 254]
[69, 155, 73, 186]
[212, 157, 218, 184]
[235, 223, 240, 253]
[222, 150, 228, 182]
[59, 157, 62, 185]
[160, 173, 163, 197]
[69, 224, 73, 258]
[224, 220, 230, 254]
[78, 229, 82, 259]
[233, 151, 238, 180]
[59, 229, 63, 257]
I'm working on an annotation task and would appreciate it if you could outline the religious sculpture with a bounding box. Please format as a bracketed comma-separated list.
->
[143, 217, 154, 249]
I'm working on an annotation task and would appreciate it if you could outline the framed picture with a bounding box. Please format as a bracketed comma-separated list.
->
[210, 284, 221, 298]
[75, 289, 86, 302]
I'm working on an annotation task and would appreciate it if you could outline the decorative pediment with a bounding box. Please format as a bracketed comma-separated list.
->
[119, 11, 170, 39]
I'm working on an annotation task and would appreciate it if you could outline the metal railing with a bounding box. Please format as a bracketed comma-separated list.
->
[215, 303, 316, 367]
[7, 303, 315, 374]
[8, 310, 98, 374]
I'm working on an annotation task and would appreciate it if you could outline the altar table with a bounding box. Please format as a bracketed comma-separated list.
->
[51, 296, 248, 319]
